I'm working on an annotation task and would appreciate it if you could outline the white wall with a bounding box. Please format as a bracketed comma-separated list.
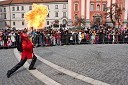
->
[0, 2, 68, 30]
[46, 2, 68, 25]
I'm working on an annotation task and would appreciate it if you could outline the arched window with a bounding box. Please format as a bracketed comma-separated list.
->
[97, 4, 100, 11]
[74, 3, 79, 11]
[62, 19, 67, 24]
[74, 14, 78, 21]
[90, 4, 94, 11]
[102, 4, 106, 11]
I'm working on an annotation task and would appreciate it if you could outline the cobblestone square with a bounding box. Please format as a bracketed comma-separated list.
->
[0, 44, 128, 85]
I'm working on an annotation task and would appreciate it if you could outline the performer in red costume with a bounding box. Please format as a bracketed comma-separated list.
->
[7, 29, 37, 78]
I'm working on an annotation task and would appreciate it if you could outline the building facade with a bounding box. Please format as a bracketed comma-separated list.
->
[0, 0, 68, 29]
[0, 0, 128, 30]
[69, 0, 128, 26]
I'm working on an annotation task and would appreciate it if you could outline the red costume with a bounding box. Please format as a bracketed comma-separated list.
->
[21, 33, 34, 60]
[7, 32, 37, 78]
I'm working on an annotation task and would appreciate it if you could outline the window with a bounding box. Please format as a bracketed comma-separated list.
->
[21, 13, 24, 18]
[90, 4, 94, 11]
[74, 14, 78, 21]
[47, 5, 49, 9]
[5, 22, 7, 26]
[74, 3, 79, 11]
[62, 19, 67, 24]
[12, 7, 15, 11]
[102, 4, 106, 11]
[63, 4, 66, 9]
[22, 21, 24, 25]
[21, 6, 24, 10]
[17, 6, 19, 11]
[75, 14, 78, 17]
[63, 12, 66, 17]
[4, 8, 6, 12]
[55, 12, 58, 17]
[47, 13, 49, 17]
[96, 4, 100, 11]
[4, 13, 6, 19]
[13, 22, 15, 25]
[29, 6, 32, 10]
[55, 5, 58, 9]
[12, 14, 15, 18]
[47, 21, 49, 25]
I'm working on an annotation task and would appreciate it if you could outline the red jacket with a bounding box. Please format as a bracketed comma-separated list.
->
[21, 39, 34, 60]
[55, 33, 61, 39]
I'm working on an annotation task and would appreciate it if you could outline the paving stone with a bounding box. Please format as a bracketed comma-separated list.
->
[36, 59, 91, 85]
[35, 44, 128, 85]
[0, 49, 45, 85]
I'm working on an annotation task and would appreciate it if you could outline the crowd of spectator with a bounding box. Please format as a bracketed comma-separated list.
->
[0, 24, 128, 48]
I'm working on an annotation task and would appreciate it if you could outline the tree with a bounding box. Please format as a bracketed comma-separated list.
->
[53, 19, 59, 28]
[73, 16, 85, 27]
[74, 15, 79, 26]
[105, 3, 125, 28]
[80, 18, 86, 26]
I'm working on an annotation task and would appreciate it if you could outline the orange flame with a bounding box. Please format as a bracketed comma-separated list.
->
[24, 3, 49, 29]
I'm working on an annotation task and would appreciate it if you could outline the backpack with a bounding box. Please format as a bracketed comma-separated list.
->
[17, 39, 28, 52]
[17, 39, 23, 52]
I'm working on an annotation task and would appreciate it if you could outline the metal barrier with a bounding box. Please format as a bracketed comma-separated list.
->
[0, 34, 128, 49]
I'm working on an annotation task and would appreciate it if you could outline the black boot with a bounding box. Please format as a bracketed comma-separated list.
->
[29, 55, 37, 70]
[7, 59, 27, 78]
[7, 70, 11, 78]
[29, 67, 36, 70]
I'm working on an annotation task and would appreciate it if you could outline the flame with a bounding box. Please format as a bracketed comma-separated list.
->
[24, 3, 49, 29]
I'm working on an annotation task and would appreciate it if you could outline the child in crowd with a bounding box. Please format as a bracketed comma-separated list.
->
[7, 38, 12, 47]
[0, 31, 4, 47]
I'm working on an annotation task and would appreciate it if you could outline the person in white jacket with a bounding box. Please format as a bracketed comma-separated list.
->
[9, 32, 16, 47]
[78, 32, 82, 44]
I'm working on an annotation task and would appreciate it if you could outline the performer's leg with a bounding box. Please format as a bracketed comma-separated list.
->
[7, 59, 27, 78]
[29, 54, 37, 70]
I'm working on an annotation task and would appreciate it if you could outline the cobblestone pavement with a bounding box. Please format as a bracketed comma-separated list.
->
[1, 44, 128, 85]
[0, 48, 45, 85]
[34, 44, 128, 85]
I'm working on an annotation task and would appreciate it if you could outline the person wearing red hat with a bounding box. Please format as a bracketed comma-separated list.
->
[7, 29, 37, 78]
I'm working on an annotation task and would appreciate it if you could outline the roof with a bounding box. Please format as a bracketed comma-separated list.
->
[0, 0, 68, 5]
